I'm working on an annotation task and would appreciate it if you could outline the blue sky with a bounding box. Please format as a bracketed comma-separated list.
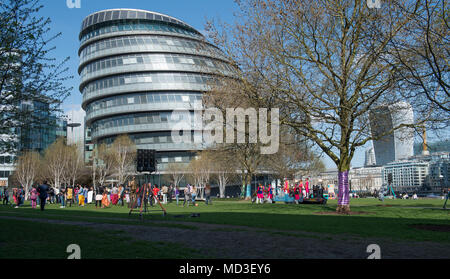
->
[36, 0, 374, 169]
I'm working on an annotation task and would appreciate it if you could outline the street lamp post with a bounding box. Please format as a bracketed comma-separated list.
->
[67, 122, 81, 145]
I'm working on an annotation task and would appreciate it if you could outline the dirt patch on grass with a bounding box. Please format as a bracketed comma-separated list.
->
[410, 224, 450, 232]
[314, 211, 376, 215]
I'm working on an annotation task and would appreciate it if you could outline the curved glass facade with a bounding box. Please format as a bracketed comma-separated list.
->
[79, 9, 228, 170]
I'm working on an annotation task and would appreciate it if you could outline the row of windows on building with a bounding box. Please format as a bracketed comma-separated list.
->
[81, 53, 231, 76]
[85, 92, 202, 114]
[0, 156, 17, 165]
[80, 35, 214, 58]
[81, 21, 200, 43]
[82, 72, 212, 94]
[81, 10, 194, 34]
[0, 171, 11, 178]
[91, 111, 193, 134]
[100, 131, 196, 146]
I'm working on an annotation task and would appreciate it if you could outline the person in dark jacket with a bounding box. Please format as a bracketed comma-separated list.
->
[37, 182, 49, 211]
[3, 188, 9, 205]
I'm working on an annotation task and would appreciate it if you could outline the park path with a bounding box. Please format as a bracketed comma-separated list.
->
[0, 213, 449, 259]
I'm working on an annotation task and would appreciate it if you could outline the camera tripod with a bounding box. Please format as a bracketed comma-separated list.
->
[128, 174, 167, 220]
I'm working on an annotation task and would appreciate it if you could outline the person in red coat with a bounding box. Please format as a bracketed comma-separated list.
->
[294, 183, 300, 203]
[305, 178, 310, 198]
[267, 185, 274, 201]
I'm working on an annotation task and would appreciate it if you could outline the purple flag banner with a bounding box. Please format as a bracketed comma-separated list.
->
[338, 171, 350, 205]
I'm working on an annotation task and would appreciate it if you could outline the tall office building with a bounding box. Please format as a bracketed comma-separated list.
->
[0, 99, 67, 187]
[79, 9, 232, 170]
[364, 146, 376, 167]
[369, 102, 414, 166]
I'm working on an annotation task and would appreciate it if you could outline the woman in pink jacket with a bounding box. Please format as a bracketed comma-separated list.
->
[305, 178, 310, 198]
[30, 187, 38, 209]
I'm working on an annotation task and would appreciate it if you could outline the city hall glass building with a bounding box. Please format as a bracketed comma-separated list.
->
[79, 9, 233, 169]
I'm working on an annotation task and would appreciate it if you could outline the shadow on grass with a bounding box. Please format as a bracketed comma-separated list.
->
[0, 218, 204, 259]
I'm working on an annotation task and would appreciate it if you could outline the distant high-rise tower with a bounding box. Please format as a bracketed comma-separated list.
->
[369, 102, 414, 166]
[364, 147, 376, 166]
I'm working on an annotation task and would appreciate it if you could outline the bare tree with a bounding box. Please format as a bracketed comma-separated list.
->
[390, 0, 449, 120]
[204, 77, 271, 199]
[43, 137, 69, 190]
[265, 129, 325, 180]
[13, 151, 41, 199]
[110, 135, 137, 186]
[207, 0, 433, 213]
[165, 162, 187, 188]
[210, 149, 236, 198]
[65, 143, 84, 188]
[95, 143, 115, 188]
[188, 151, 213, 199]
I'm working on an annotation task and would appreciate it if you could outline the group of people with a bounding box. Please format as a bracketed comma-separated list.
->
[0, 179, 213, 211]
[127, 179, 212, 209]
[253, 178, 326, 204]
[0, 182, 130, 210]
[180, 184, 212, 206]
[0, 182, 52, 211]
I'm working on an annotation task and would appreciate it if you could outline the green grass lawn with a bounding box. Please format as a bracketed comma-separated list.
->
[1, 198, 449, 245]
[0, 218, 204, 259]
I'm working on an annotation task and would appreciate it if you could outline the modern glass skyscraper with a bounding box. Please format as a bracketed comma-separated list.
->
[79, 9, 233, 170]
[369, 102, 414, 166]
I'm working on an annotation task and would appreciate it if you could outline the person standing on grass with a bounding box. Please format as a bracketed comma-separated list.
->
[3, 188, 9, 205]
[66, 186, 73, 207]
[111, 185, 118, 205]
[78, 186, 85, 207]
[204, 184, 212, 205]
[168, 184, 173, 203]
[299, 180, 306, 199]
[175, 186, 180, 205]
[30, 186, 38, 209]
[101, 189, 110, 208]
[191, 185, 197, 205]
[117, 185, 124, 206]
[73, 186, 79, 205]
[13, 188, 20, 208]
[161, 185, 168, 204]
[443, 189, 449, 209]
[59, 187, 66, 208]
[267, 185, 273, 203]
[125, 187, 130, 206]
[152, 184, 160, 204]
[305, 178, 310, 198]
[95, 187, 103, 209]
[183, 185, 191, 207]
[256, 184, 263, 204]
[37, 181, 49, 211]
[19, 187, 25, 206]
[54, 187, 60, 204]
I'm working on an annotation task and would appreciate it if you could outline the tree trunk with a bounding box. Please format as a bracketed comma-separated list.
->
[243, 174, 251, 200]
[336, 170, 351, 214]
[219, 174, 226, 198]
